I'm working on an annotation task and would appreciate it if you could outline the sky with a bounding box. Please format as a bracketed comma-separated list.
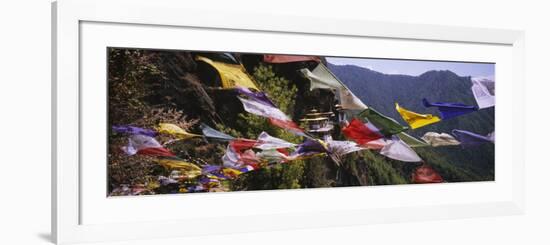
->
[326, 57, 495, 78]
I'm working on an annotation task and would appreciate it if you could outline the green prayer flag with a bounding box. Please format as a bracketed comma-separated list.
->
[397, 132, 429, 148]
[358, 107, 408, 136]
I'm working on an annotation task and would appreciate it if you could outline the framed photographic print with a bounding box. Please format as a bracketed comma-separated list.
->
[52, 0, 525, 244]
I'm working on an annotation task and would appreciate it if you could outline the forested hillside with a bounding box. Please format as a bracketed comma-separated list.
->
[329, 64, 495, 180]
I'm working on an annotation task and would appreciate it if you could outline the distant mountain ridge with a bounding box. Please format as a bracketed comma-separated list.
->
[327, 63, 495, 179]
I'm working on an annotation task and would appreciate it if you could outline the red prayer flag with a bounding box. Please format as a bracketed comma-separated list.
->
[263, 55, 321, 64]
[268, 117, 304, 133]
[412, 164, 444, 184]
[229, 139, 259, 152]
[137, 147, 176, 157]
[342, 118, 384, 145]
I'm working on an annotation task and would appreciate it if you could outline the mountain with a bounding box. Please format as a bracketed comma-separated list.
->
[328, 63, 495, 180]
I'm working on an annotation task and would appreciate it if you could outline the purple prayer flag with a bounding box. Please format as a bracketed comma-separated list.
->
[422, 98, 478, 120]
[112, 125, 157, 137]
[451, 129, 494, 146]
[201, 165, 222, 174]
[293, 139, 327, 156]
[235, 86, 276, 107]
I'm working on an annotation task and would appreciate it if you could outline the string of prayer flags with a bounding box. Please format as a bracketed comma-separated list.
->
[422, 98, 478, 120]
[421, 132, 461, 147]
[342, 118, 384, 145]
[471, 77, 495, 109]
[397, 132, 429, 148]
[451, 129, 495, 146]
[395, 103, 441, 129]
[156, 123, 202, 140]
[195, 55, 260, 90]
[357, 107, 409, 136]
[263, 55, 321, 64]
[112, 125, 157, 137]
[380, 135, 422, 162]
[122, 134, 176, 157]
[200, 123, 235, 142]
[412, 164, 444, 183]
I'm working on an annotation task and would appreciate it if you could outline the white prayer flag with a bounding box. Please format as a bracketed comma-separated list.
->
[421, 132, 461, 147]
[380, 136, 422, 162]
[122, 134, 162, 155]
[238, 97, 289, 121]
[471, 77, 495, 109]
[301, 63, 367, 110]
[255, 131, 296, 150]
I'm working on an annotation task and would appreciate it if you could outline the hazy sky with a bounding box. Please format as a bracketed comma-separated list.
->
[327, 57, 495, 78]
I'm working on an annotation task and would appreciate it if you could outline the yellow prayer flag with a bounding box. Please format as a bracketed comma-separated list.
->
[395, 103, 441, 129]
[195, 56, 260, 90]
[156, 158, 202, 179]
[157, 123, 201, 140]
[221, 168, 243, 178]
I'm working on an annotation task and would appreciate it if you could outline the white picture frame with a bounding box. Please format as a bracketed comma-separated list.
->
[52, 0, 525, 244]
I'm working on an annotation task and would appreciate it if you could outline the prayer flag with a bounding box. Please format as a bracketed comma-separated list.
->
[230, 139, 259, 152]
[256, 149, 290, 163]
[200, 123, 235, 141]
[292, 139, 328, 157]
[358, 107, 409, 136]
[112, 125, 157, 137]
[263, 55, 320, 64]
[342, 118, 384, 145]
[380, 136, 422, 162]
[195, 55, 260, 90]
[122, 134, 175, 157]
[451, 129, 495, 145]
[237, 89, 307, 136]
[155, 157, 202, 178]
[397, 132, 429, 148]
[255, 131, 297, 150]
[235, 86, 276, 107]
[202, 165, 222, 175]
[156, 123, 201, 140]
[238, 96, 290, 121]
[422, 98, 478, 120]
[339, 88, 368, 110]
[300, 65, 343, 91]
[395, 103, 441, 129]
[300, 64, 367, 110]
[268, 118, 306, 135]
[421, 132, 461, 147]
[327, 140, 366, 157]
[412, 164, 444, 183]
[221, 168, 243, 178]
[471, 78, 495, 109]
